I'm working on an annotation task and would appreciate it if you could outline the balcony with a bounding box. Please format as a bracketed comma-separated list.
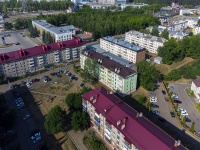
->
[94, 116, 100, 124]
[54, 51, 59, 55]
[82, 103, 87, 110]
[29, 63, 35, 67]
[28, 57, 34, 61]
[37, 56, 43, 59]
[54, 55, 60, 59]
[55, 59, 60, 63]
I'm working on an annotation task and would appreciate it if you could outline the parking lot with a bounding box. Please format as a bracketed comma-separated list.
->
[1, 64, 93, 149]
[149, 82, 179, 127]
[170, 83, 200, 133]
[0, 30, 37, 54]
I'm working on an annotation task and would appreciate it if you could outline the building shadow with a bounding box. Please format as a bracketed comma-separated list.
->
[5, 85, 64, 150]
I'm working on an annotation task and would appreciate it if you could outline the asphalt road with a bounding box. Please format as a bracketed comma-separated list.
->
[0, 30, 37, 54]
[170, 83, 200, 132]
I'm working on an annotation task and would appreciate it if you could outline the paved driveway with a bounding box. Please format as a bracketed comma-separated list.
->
[151, 82, 179, 127]
[0, 30, 37, 54]
[170, 83, 200, 132]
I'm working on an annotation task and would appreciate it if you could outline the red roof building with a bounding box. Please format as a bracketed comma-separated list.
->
[82, 87, 188, 150]
[0, 38, 85, 77]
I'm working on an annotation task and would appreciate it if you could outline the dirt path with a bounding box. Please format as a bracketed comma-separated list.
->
[175, 57, 194, 69]
[31, 91, 66, 97]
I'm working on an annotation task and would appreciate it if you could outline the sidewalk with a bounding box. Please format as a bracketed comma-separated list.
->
[67, 130, 88, 150]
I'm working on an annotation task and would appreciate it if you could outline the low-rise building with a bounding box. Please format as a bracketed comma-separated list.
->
[192, 25, 200, 35]
[32, 20, 75, 42]
[80, 50, 137, 96]
[191, 79, 200, 102]
[82, 87, 187, 150]
[100, 36, 145, 63]
[158, 20, 188, 32]
[125, 31, 166, 54]
[168, 30, 188, 40]
[0, 38, 85, 77]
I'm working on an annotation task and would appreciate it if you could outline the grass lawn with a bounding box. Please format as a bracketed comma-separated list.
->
[155, 57, 194, 75]
[0, 43, 12, 48]
[185, 88, 195, 97]
[195, 103, 200, 114]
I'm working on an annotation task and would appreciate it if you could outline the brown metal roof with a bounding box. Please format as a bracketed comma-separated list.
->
[82, 50, 136, 78]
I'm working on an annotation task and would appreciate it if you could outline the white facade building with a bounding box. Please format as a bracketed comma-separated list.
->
[125, 31, 166, 54]
[100, 36, 146, 63]
[32, 20, 75, 42]
[191, 79, 200, 102]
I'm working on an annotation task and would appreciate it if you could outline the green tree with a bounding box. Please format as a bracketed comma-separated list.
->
[189, 32, 193, 36]
[151, 26, 159, 36]
[3, 4, 8, 16]
[44, 105, 64, 134]
[84, 58, 98, 77]
[190, 122, 195, 133]
[136, 60, 161, 90]
[198, 19, 200, 25]
[164, 70, 181, 81]
[161, 29, 169, 39]
[158, 38, 182, 64]
[71, 111, 90, 131]
[182, 116, 186, 127]
[65, 93, 82, 111]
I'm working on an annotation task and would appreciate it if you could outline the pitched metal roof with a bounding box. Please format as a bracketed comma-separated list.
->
[0, 38, 85, 64]
[82, 50, 136, 78]
[82, 87, 188, 150]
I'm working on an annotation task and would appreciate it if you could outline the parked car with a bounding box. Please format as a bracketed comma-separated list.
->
[170, 111, 175, 118]
[22, 81, 26, 85]
[15, 42, 20, 45]
[3, 130, 15, 137]
[162, 90, 166, 95]
[174, 100, 182, 104]
[152, 110, 160, 115]
[181, 111, 188, 116]
[23, 114, 31, 120]
[150, 103, 159, 108]
[150, 97, 157, 103]
[80, 83, 84, 88]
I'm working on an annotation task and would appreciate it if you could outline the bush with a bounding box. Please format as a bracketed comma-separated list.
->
[83, 131, 107, 150]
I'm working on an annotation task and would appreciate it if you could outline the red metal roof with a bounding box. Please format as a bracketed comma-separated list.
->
[193, 79, 200, 87]
[82, 87, 187, 150]
[0, 38, 85, 64]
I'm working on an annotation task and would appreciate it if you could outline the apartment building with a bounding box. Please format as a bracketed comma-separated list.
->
[82, 87, 187, 150]
[32, 20, 75, 42]
[80, 50, 137, 96]
[0, 38, 85, 77]
[125, 31, 166, 54]
[168, 30, 188, 40]
[100, 37, 145, 63]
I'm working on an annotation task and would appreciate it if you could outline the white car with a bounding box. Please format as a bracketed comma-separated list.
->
[152, 110, 160, 115]
[26, 82, 31, 87]
[23, 114, 31, 120]
[181, 111, 188, 116]
[150, 97, 157, 102]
